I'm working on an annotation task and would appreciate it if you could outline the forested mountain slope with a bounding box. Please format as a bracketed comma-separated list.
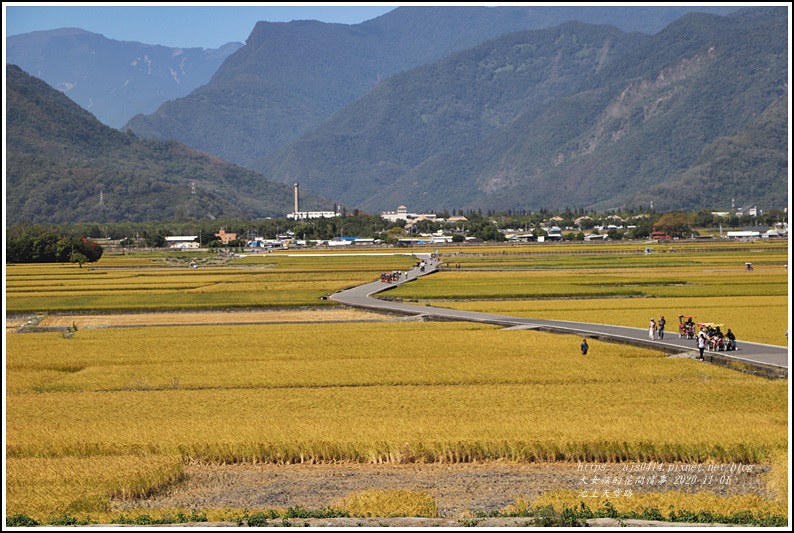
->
[257, 22, 646, 207]
[5, 64, 330, 226]
[259, 7, 787, 213]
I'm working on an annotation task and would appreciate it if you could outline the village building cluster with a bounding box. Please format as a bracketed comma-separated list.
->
[156, 196, 786, 251]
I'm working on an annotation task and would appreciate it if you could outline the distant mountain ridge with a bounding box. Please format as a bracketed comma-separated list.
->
[123, 5, 740, 168]
[258, 6, 788, 213]
[10, 5, 783, 225]
[6, 28, 242, 128]
[5, 64, 330, 226]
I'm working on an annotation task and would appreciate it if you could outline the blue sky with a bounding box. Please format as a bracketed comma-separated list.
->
[4, 3, 400, 49]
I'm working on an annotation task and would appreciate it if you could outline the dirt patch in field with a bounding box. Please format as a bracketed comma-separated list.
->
[112, 462, 771, 518]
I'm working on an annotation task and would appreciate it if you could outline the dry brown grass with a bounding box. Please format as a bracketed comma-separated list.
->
[334, 489, 438, 518]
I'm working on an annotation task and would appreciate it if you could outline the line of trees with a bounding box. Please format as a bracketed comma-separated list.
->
[6, 225, 104, 265]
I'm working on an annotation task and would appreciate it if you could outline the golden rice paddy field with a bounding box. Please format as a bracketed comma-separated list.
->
[389, 246, 789, 347]
[5, 251, 417, 313]
[4, 242, 790, 524]
[35, 308, 389, 329]
[5, 321, 789, 522]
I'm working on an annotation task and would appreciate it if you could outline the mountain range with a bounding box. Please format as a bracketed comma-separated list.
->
[122, 5, 741, 168]
[5, 64, 330, 226]
[5, 5, 787, 224]
[256, 21, 645, 210]
[256, 6, 788, 213]
[6, 28, 242, 128]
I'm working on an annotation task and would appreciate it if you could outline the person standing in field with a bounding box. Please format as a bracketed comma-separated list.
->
[649, 318, 656, 340]
[581, 338, 589, 355]
[658, 316, 666, 339]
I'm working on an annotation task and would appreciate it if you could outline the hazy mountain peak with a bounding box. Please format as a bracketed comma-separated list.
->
[7, 29, 243, 128]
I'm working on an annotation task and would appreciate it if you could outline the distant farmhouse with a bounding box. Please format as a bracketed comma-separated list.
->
[546, 226, 564, 241]
[215, 229, 237, 243]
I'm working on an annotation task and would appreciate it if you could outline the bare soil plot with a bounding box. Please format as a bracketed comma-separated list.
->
[113, 462, 772, 518]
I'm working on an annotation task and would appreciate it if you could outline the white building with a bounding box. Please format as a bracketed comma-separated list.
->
[381, 205, 410, 222]
[165, 236, 199, 249]
[287, 211, 340, 220]
[736, 206, 761, 217]
[381, 205, 439, 224]
[506, 233, 535, 242]
[726, 231, 761, 239]
[584, 234, 608, 241]
[546, 226, 564, 240]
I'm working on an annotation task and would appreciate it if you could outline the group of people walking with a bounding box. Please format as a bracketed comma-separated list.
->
[381, 254, 439, 283]
[582, 315, 738, 360]
[380, 271, 404, 283]
[647, 315, 736, 360]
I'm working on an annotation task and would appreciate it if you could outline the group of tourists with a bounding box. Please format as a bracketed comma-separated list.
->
[648, 315, 737, 359]
[696, 325, 737, 358]
[380, 271, 404, 283]
[381, 254, 439, 283]
[658, 315, 738, 360]
[583, 314, 738, 359]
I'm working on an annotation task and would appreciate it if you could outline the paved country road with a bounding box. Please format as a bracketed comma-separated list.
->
[330, 253, 789, 376]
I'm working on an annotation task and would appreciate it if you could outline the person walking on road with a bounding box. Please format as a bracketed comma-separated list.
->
[581, 338, 589, 355]
[649, 318, 657, 340]
[658, 316, 666, 339]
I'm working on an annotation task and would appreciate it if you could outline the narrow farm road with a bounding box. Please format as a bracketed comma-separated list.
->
[329, 253, 788, 376]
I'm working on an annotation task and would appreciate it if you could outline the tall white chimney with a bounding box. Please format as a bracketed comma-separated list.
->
[293, 182, 299, 215]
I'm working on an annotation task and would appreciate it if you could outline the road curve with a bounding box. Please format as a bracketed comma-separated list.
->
[329, 254, 789, 376]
